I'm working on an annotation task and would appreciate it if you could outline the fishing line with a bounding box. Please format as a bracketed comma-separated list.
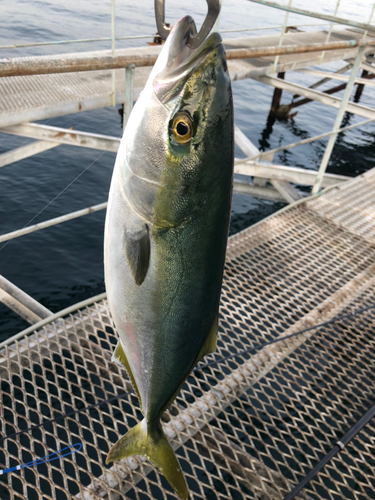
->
[0, 443, 82, 475]
[0, 390, 133, 444]
[0, 134, 121, 253]
[1, 301, 374, 444]
[194, 302, 375, 372]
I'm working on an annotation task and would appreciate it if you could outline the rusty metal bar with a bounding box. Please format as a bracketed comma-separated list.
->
[1, 38, 375, 78]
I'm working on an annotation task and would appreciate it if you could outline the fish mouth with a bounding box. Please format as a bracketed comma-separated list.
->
[153, 16, 222, 104]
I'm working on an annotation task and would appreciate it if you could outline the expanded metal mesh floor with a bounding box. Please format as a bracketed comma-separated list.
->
[1, 168, 375, 500]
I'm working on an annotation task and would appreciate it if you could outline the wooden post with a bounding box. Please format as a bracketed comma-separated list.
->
[267, 72, 285, 128]
[269, 72, 285, 116]
[354, 69, 369, 102]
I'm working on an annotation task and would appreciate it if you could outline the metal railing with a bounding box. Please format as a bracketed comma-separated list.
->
[1, 0, 375, 246]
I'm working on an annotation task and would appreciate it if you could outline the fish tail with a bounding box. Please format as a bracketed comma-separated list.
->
[106, 418, 188, 500]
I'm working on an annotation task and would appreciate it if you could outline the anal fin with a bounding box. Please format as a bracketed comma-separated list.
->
[113, 341, 143, 414]
[198, 312, 218, 360]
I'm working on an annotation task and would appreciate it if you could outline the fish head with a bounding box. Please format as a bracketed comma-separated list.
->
[121, 16, 233, 228]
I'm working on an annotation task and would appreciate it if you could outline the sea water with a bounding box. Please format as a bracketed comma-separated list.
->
[0, 0, 374, 339]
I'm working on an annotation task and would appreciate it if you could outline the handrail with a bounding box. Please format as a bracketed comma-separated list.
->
[0, 24, 328, 51]
[1, 37, 375, 78]
[0, 202, 108, 244]
[247, 0, 375, 34]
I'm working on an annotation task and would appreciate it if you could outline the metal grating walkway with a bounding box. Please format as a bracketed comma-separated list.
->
[1, 168, 375, 500]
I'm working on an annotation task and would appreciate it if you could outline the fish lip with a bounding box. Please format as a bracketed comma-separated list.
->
[153, 16, 222, 85]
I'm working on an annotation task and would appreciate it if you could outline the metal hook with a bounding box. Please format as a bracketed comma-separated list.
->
[154, 0, 221, 49]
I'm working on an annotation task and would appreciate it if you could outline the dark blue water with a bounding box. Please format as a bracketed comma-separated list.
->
[0, 0, 374, 340]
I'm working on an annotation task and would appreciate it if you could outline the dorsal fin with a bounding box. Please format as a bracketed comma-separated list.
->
[125, 223, 150, 286]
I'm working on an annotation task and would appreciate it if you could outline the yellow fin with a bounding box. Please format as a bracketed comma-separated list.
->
[112, 341, 143, 414]
[106, 418, 188, 500]
[198, 312, 218, 360]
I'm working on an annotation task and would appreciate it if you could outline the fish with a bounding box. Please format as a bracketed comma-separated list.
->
[103, 15, 233, 500]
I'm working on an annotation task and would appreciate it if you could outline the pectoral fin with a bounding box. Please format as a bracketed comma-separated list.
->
[112, 341, 143, 414]
[198, 313, 218, 360]
[125, 223, 150, 286]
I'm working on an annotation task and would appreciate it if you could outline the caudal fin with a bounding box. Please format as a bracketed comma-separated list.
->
[106, 418, 188, 500]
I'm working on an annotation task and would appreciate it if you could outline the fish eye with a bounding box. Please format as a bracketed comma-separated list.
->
[171, 113, 194, 144]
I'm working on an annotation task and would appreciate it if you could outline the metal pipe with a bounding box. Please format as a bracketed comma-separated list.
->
[1, 123, 120, 152]
[290, 81, 353, 109]
[0, 289, 43, 325]
[272, 0, 291, 73]
[0, 202, 107, 244]
[0, 292, 107, 349]
[246, 0, 375, 33]
[295, 68, 375, 86]
[283, 403, 375, 500]
[256, 74, 375, 119]
[240, 117, 375, 162]
[111, 0, 116, 106]
[0, 274, 53, 320]
[234, 125, 268, 187]
[318, 0, 341, 64]
[361, 61, 375, 76]
[0, 24, 329, 51]
[312, 45, 366, 194]
[123, 64, 135, 130]
[305, 63, 352, 91]
[234, 161, 349, 187]
[1, 37, 375, 78]
[362, 1, 375, 39]
[0, 141, 59, 169]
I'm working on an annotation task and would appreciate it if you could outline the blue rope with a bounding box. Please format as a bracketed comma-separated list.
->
[0, 443, 82, 475]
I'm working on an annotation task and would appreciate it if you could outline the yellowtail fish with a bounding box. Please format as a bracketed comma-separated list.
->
[104, 15, 233, 499]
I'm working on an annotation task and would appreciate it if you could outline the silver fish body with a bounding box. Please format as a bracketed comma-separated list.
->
[104, 16, 233, 499]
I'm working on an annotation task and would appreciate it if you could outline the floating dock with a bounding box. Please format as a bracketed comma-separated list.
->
[1, 167, 374, 500]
